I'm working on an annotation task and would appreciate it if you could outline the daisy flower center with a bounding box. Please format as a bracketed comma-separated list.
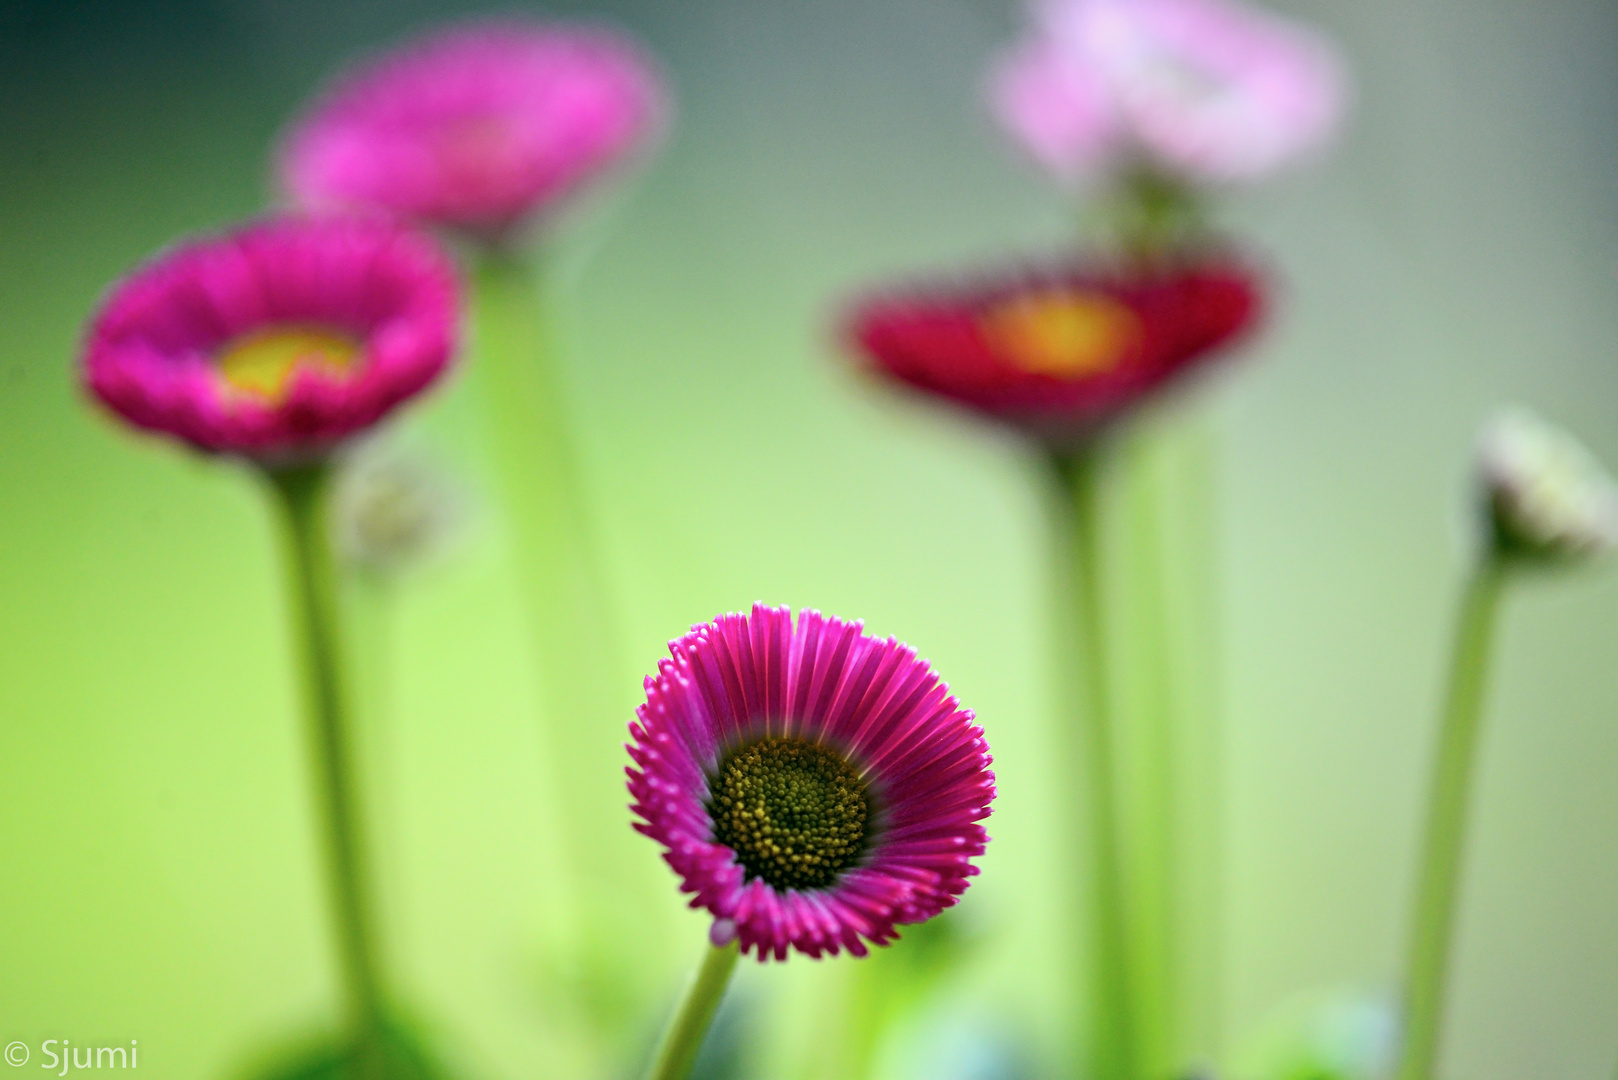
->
[708, 737, 872, 891]
[979, 291, 1142, 378]
[216, 326, 361, 403]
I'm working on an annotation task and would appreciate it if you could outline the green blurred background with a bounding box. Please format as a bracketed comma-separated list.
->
[2, 0, 1617, 1078]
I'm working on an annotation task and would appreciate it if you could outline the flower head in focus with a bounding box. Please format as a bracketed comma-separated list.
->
[990, 0, 1347, 187]
[627, 604, 995, 960]
[332, 441, 468, 576]
[1477, 408, 1618, 562]
[81, 215, 460, 461]
[280, 20, 666, 241]
[846, 257, 1261, 446]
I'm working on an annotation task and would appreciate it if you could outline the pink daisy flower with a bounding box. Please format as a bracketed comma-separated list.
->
[627, 605, 995, 961]
[82, 215, 460, 460]
[990, 34, 1120, 187]
[990, 0, 1347, 185]
[846, 257, 1262, 446]
[279, 20, 667, 238]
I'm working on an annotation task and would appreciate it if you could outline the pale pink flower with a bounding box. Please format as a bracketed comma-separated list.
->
[990, 0, 1347, 185]
[989, 37, 1118, 185]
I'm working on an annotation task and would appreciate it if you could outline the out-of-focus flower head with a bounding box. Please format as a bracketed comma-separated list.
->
[280, 19, 667, 242]
[1477, 408, 1618, 562]
[81, 215, 460, 462]
[331, 440, 468, 576]
[627, 605, 995, 960]
[846, 256, 1261, 446]
[1230, 989, 1399, 1080]
[989, 0, 1348, 187]
[897, 1011, 1036, 1080]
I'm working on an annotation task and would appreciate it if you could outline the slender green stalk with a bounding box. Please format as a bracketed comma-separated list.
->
[1115, 423, 1227, 1077]
[1397, 556, 1508, 1080]
[349, 576, 401, 942]
[469, 250, 622, 938]
[1051, 446, 1138, 1080]
[1118, 433, 1179, 1080]
[643, 941, 740, 1080]
[268, 463, 386, 1056]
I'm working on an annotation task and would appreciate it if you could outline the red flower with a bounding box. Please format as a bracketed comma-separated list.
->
[846, 257, 1263, 445]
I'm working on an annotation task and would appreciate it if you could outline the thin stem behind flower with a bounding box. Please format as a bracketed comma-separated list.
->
[1398, 557, 1508, 1080]
[469, 251, 625, 944]
[1117, 426, 1210, 1078]
[1051, 446, 1140, 1080]
[268, 463, 387, 1054]
[643, 941, 740, 1080]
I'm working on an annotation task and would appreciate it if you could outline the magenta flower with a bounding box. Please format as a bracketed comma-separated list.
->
[627, 605, 995, 961]
[990, 0, 1347, 185]
[280, 20, 666, 238]
[82, 215, 459, 460]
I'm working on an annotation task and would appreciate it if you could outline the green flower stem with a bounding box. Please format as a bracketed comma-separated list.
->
[1119, 436, 1181, 1080]
[349, 576, 403, 946]
[1108, 168, 1205, 265]
[643, 941, 740, 1080]
[1116, 424, 1227, 1077]
[1397, 556, 1509, 1080]
[1051, 445, 1139, 1080]
[268, 462, 386, 1053]
[469, 250, 621, 937]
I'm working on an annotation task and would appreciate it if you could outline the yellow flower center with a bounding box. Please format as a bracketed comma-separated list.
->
[979, 291, 1142, 378]
[216, 326, 361, 403]
[708, 737, 872, 891]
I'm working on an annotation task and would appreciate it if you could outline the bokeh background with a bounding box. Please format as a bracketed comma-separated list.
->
[3, 1, 1617, 1078]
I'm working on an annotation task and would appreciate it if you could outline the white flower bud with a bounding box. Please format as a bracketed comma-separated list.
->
[1477, 408, 1618, 561]
[331, 441, 467, 576]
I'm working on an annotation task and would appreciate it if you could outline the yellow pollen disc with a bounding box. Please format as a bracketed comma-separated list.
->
[216, 326, 361, 403]
[979, 291, 1142, 378]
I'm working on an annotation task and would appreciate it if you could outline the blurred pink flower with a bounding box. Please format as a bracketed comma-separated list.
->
[989, 37, 1118, 185]
[281, 20, 666, 239]
[82, 215, 459, 460]
[990, 0, 1347, 185]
